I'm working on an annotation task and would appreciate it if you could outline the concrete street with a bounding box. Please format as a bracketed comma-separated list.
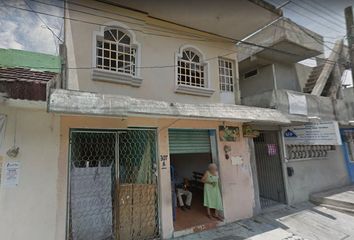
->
[175, 202, 354, 240]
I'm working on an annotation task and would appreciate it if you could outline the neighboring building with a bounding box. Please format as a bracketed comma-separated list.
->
[0, 50, 60, 240]
[237, 17, 353, 211]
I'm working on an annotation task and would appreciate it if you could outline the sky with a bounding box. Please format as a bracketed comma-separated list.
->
[0, 0, 352, 85]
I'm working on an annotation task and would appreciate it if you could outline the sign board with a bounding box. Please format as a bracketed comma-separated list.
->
[282, 121, 342, 145]
[219, 126, 240, 142]
[3, 161, 21, 187]
[243, 125, 260, 138]
[287, 92, 308, 115]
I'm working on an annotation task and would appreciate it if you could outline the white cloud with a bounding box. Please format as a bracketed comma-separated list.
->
[0, 21, 24, 49]
[0, 0, 63, 55]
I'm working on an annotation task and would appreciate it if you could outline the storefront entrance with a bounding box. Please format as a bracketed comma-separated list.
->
[169, 129, 221, 232]
[67, 129, 159, 240]
[254, 130, 286, 209]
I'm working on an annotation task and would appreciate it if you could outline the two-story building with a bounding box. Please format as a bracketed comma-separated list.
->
[46, 0, 290, 239]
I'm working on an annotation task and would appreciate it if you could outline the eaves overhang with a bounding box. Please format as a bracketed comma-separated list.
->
[98, 0, 282, 40]
[48, 89, 290, 124]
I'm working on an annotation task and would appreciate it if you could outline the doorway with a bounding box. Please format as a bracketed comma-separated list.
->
[340, 128, 354, 183]
[253, 131, 286, 209]
[169, 129, 221, 232]
[67, 129, 159, 240]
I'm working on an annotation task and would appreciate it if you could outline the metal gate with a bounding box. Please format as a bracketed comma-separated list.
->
[253, 131, 286, 208]
[67, 129, 160, 240]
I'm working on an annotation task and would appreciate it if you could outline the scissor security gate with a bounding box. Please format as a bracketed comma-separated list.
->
[68, 129, 159, 240]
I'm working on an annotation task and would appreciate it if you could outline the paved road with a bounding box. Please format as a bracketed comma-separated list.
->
[175, 202, 354, 240]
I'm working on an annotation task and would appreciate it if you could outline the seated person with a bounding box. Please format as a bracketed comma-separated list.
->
[176, 178, 192, 211]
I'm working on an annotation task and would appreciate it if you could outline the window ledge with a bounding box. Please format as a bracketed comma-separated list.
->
[175, 84, 215, 97]
[92, 68, 142, 87]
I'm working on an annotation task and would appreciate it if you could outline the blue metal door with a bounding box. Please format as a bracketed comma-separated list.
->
[340, 128, 354, 183]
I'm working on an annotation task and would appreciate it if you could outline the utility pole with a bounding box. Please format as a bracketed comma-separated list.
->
[345, 6, 354, 90]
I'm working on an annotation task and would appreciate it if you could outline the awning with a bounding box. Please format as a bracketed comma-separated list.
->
[48, 89, 290, 124]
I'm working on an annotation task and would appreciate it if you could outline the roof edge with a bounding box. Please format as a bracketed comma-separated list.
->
[248, 0, 283, 16]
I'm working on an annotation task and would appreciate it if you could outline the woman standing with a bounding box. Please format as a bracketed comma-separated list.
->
[201, 163, 223, 221]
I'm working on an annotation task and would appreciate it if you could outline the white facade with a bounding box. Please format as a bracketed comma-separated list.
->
[65, 0, 240, 104]
[0, 102, 60, 240]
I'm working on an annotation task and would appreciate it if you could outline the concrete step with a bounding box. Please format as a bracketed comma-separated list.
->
[310, 185, 354, 211]
[319, 204, 354, 217]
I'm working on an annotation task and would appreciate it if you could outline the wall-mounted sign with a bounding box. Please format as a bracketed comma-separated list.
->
[282, 121, 342, 145]
[287, 92, 308, 115]
[3, 161, 21, 187]
[219, 126, 240, 142]
[243, 125, 260, 138]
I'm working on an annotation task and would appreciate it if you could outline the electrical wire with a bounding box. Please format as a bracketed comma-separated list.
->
[22, 0, 63, 43]
[26, 0, 348, 56]
[29, 0, 233, 44]
[289, 0, 346, 31]
[0, 0, 343, 70]
[31, 0, 343, 45]
[284, 6, 344, 35]
[306, 0, 346, 24]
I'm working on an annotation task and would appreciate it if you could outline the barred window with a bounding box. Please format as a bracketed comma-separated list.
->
[218, 58, 234, 92]
[177, 49, 205, 88]
[96, 28, 136, 76]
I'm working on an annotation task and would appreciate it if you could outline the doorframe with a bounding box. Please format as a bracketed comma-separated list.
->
[250, 127, 288, 211]
[168, 128, 224, 237]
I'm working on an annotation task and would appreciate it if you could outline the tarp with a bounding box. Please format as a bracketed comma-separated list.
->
[70, 164, 113, 240]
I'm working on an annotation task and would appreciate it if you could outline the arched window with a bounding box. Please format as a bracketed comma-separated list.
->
[177, 49, 205, 88]
[96, 28, 137, 76]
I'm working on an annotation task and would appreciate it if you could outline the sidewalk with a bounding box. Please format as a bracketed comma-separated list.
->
[175, 202, 354, 240]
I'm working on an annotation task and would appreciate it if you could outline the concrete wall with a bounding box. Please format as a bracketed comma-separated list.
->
[285, 149, 350, 204]
[0, 103, 60, 240]
[240, 62, 301, 100]
[239, 65, 274, 98]
[275, 63, 301, 92]
[65, 0, 238, 104]
[57, 116, 255, 239]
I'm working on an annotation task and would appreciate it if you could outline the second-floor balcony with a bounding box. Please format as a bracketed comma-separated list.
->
[242, 89, 354, 125]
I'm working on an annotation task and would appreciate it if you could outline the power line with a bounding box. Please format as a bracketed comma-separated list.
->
[2, 1, 237, 48]
[291, 0, 346, 28]
[284, 4, 344, 35]
[30, 0, 231, 44]
[29, 0, 342, 47]
[0, 0, 342, 69]
[22, 0, 63, 42]
[307, 0, 346, 24]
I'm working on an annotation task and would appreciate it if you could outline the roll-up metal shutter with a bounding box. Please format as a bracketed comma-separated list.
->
[168, 129, 211, 154]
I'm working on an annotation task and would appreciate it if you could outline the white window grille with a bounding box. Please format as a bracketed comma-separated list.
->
[177, 49, 205, 88]
[218, 58, 234, 92]
[96, 28, 136, 76]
